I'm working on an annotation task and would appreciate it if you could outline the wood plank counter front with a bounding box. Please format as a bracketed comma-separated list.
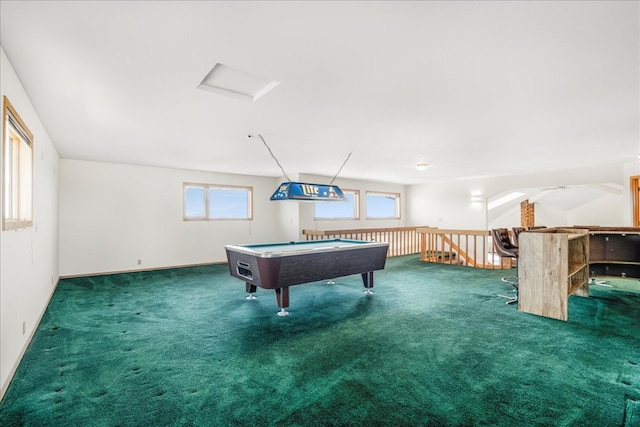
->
[518, 228, 590, 321]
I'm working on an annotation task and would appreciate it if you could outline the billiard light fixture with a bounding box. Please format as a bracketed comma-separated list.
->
[270, 182, 346, 201]
[249, 134, 349, 202]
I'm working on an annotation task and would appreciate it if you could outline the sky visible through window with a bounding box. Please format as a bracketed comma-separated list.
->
[367, 193, 398, 218]
[185, 187, 205, 218]
[186, 186, 397, 219]
[208, 188, 248, 218]
[185, 186, 250, 219]
[315, 192, 356, 219]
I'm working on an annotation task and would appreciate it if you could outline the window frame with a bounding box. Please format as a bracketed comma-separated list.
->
[366, 191, 401, 220]
[2, 96, 34, 231]
[313, 189, 360, 220]
[183, 182, 253, 221]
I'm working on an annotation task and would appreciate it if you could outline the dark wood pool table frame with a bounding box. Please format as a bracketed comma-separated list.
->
[225, 239, 389, 315]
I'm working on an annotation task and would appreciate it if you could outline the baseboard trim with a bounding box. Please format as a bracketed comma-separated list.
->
[0, 276, 61, 402]
[59, 261, 227, 280]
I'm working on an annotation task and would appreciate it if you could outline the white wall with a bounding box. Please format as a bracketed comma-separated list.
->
[567, 193, 625, 227]
[623, 159, 640, 225]
[405, 179, 487, 230]
[488, 192, 625, 230]
[58, 166, 411, 277]
[59, 160, 285, 277]
[0, 47, 60, 399]
[270, 173, 304, 242]
[406, 164, 628, 230]
[534, 205, 581, 228]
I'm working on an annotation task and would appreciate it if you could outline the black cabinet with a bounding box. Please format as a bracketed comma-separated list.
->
[588, 231, 640, 278]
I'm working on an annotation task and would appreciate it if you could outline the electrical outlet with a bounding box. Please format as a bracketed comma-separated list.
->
[137, 259, 142, 265]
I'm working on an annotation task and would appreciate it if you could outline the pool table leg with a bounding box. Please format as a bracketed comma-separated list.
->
[275, 287, 290, 316]
[245, 283, 257, 300]
[361, 272, 374, 294]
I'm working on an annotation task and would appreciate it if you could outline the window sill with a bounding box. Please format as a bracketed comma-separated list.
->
[3, 220, 33, 231]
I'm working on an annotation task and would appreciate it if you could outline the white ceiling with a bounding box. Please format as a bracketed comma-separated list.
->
[0, 1, 638, 185]
[487, 183, 623, 224]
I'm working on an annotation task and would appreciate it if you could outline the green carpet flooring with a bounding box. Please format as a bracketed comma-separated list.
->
[1, 255, 639, 426]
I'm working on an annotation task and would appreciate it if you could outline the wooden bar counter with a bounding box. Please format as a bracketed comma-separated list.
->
[518, 228, 590, 321]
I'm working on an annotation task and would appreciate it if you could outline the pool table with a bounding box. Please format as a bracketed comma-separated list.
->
[225, 239, 389, 315]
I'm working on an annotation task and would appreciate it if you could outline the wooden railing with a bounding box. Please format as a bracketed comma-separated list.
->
[302, 226, 424, 257]
[302, 226, 514, 269]
[416, 227, 513, 269]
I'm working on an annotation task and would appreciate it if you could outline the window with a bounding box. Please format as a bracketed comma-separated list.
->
[366, 191, 400, 219]
[314, 189, 359, 220]
[184, 183, 252, 220]
[2, 96, 33, 231]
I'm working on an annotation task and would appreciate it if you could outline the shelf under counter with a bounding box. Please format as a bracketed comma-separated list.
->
[589, 261, 640, 278]
[584, 228, 640, 278]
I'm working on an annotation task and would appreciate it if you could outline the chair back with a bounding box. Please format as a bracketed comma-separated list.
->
[512, 227, 526, 246]
[491, 228, 518, 258]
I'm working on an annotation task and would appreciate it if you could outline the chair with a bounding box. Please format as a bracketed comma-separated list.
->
[491, 228, 519, 304]
[512, 227, 526, 246]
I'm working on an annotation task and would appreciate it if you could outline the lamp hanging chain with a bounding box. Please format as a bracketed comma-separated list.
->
[251, 133, 351, 185]
[329, 150, 352, 185]
[253, 134, 292, 182]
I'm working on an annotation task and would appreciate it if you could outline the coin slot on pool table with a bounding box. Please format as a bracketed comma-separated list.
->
[236, 261, 253, 280]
